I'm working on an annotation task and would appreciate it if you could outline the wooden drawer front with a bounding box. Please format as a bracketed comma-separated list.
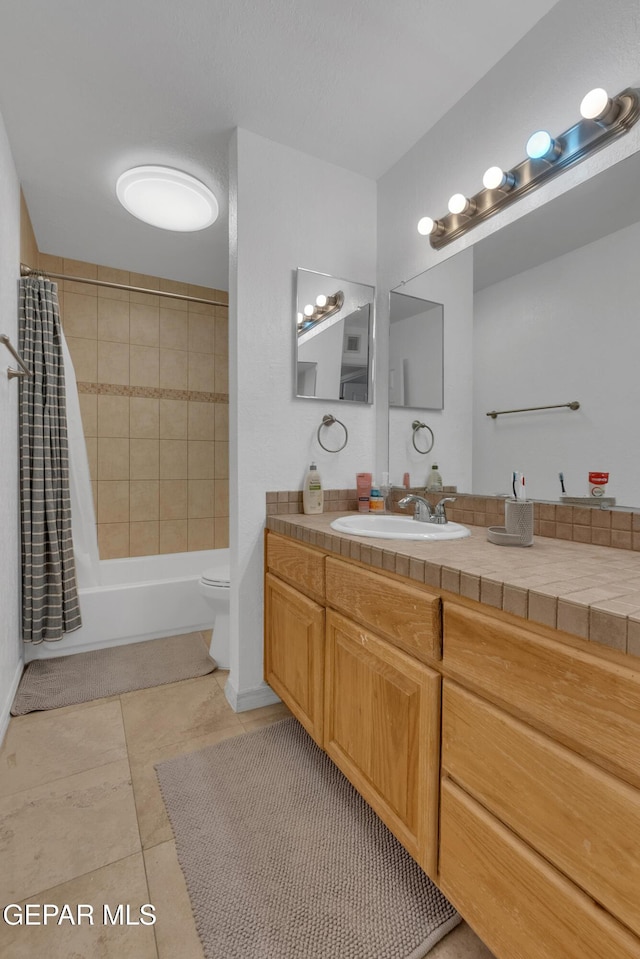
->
[443, 602, 640, 788]
[326, 557, 441, 664]
[324, 609, 440, 876]
[264, 573, 325, 745]
[440, 780, 640, 959]
[442, 680, 640, 937]
[266, 532, 325, 603]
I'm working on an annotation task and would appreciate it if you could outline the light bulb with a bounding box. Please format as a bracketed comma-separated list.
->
[304, 304, 314, 317]
[448, 193, 474, 215]
[482, 166, 515, 191]
[580, 87, 614, 122]
[417, 216, 435, 236]
[315, 294, 328, 308]
[526, 130, 561, 161]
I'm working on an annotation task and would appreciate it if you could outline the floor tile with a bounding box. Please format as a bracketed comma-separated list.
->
[130, 725, 245, 849]
[238, 701, 292, 733]
[121, 674, 242, 756]
[0, 853, 157, 959]
[0, 759, 140, 902]
[430, 921, 497, 958]
[0, 700, 127, 797]
[144, 840, 204, 959]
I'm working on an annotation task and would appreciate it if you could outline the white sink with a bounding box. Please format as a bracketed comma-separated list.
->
[330, 514, 471, 541]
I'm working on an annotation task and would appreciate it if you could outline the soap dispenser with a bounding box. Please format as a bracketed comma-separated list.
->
[426, 464, 443, 492]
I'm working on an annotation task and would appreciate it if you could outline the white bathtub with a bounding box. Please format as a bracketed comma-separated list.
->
[25, 549, 228, 664]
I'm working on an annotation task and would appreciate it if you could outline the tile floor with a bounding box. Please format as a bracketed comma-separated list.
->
[0, 642, 495, 958]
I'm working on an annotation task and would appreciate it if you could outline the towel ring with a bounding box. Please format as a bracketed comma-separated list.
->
[412, 420, 434, 454]
[317, 414, 348, 453]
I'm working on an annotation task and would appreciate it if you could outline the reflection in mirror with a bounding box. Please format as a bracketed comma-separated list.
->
[389, 149, 640, 508]
[295, 268, 374, 403]
[389, 291, 443, 409]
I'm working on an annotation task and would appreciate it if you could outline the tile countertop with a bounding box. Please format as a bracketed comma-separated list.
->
[266, 511, 640, 660]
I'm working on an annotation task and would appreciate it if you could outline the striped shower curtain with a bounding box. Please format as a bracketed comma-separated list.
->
[19, 276, 82, 643]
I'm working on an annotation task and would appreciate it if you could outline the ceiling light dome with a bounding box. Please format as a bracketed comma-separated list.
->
[116, 165, 219, 231]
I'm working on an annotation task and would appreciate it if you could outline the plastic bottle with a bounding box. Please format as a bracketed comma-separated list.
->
[369, 486, 385, 512]
[426, 464, 443, 492]
[303, 463, 324, 514]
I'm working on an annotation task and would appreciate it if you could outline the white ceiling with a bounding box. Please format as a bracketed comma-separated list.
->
[0, 0, 559, 289]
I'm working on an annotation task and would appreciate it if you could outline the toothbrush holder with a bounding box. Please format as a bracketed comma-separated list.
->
[505, 499, 534, 547]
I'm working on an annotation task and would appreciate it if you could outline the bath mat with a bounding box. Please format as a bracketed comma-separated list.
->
[11, 632, 216, 715]
[155, 717, 460, 959]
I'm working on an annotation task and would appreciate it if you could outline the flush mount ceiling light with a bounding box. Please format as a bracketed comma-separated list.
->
[116, 165, 219, 232]
[416, 84, 640, 250]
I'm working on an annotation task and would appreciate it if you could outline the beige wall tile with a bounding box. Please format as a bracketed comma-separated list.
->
[98, 522, 130, 559]
[63, 257, 97, 281]
[188, 441, 215, 479]
[188, 401, 215, 441]
[159, 278, 189, 305]
[160, 479, 188, 520]
[130, 480, 159, 521]
[214, 353, 228, 393]
[159, 519, 188, 553]
[130, 345, 159, 388]
[214, 480, 229, 517]
[78, 393, 97, 436]
[160, 308, 188, 350]
[188, 313, 214, 353]
[97, 265, 130, 301]
[214, 440, 229, 479]
[214, 314, 228, 354]
[98, 340, 129, 385]
[214, 515, 229, 548]
[97, 438, 129, 480]
[98, 297, 129, 342]
[160, 348, 188, 390]
[188, 352, 215, 392]
[130, 272, 160, 291]
[188, 479, 215, 518]
[160, 439, 188, 479]
[62, 292, 97, 338]
[130, 439, 159, 480]
[130, 302, 159, 346]
[66, 336, 97, 381]
[160, 399, 188, 439]
[214, 402, 228, 438]
[130, 290, 160, 308]
[85, 436, 98, 482]
[188, 518, 215, 551]
[97, 480, 130, 524]
[97, 394, 130, 437]
[130, 397, 159, 438]
[130, 521, 160, 557]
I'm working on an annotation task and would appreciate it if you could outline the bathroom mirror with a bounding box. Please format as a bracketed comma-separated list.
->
[295, 268, 375, 404]
[389, 148, 640, 508]
[389, 291, 443, 409]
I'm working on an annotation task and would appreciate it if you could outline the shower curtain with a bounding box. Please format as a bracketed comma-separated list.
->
[19, 276, 82, 643]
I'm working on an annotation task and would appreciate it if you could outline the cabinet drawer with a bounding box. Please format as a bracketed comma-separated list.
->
[439, 780, 640, 959]
[443, 602, 640, 788]
[442, 680, 640, 937]
[326, 557, 441, 663]
[266, 532, 325, 603]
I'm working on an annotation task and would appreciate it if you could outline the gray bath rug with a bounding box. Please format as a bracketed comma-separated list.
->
[11, 632, 216, 715]
[155, 717, 460, 959]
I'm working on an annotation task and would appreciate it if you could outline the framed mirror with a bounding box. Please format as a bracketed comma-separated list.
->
[295, 268, 375, 403]
[389, 291, 443, 409]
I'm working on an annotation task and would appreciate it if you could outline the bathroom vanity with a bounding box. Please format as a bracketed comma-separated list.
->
[264, 514, 640, 959]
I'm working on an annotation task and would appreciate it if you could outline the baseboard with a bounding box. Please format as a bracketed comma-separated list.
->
[0, 659, 24, 747]
[224, 678, 281, 713]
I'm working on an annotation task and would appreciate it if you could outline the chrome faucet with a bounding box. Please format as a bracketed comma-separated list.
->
[398, 494, 434, 523]
[398, 494, 456, 524]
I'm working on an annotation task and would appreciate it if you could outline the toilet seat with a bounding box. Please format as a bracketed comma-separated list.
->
[201, 563, 230, 588]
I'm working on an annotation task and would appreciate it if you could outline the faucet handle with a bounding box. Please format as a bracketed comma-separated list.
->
[435, 496, 456, 510]
[433, 496, 455, 524]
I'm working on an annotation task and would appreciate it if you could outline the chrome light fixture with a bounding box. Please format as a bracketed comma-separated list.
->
[417, 85, 640, 249]
[297, 290, 345, 334]
[116, 165, 219, 231]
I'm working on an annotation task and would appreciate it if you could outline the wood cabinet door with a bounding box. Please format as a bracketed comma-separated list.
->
[264, 573, 325, 745]
[324, 609, 440, 876]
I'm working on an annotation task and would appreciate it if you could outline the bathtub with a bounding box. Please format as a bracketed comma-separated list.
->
[24, 548, 228, 664]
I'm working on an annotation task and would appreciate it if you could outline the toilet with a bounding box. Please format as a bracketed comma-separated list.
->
[198, 557, 230, 668]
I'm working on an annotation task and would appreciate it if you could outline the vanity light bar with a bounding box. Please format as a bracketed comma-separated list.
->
[419, 86, 640, 250]
[297, 290, 344, 334]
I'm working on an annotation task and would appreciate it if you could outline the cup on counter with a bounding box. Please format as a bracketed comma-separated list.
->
[589, 471, 609, 497]
[504, 499, 534, 547]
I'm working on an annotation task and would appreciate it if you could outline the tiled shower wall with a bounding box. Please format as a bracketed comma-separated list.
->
[38, 253, 229, 559]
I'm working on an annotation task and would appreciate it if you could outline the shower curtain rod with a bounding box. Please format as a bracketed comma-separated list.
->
[20, 263, 225, 307]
